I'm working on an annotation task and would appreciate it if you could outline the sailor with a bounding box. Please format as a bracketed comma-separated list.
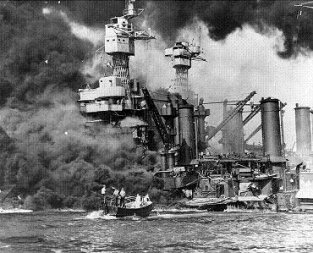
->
[119, 187, 126, 207]
[101, 185, 106, 195]
[143, 194, 150, 205]
[101, 185, 109, 214]
[134, 194, 141, 208]
[112, 187, 119, 206]
[183, 189, 192, 199]
[248, 183, 260, 196]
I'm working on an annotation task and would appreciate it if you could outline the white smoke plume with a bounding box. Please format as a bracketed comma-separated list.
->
[81, 51, 112, 84]
[177, 20, 313, 149]
[133, 18, 313, 149]
[42, 7, 105, 47]
[131, 37, 174, 90]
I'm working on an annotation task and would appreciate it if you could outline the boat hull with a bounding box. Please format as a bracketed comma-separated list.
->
[115, 203, 154, 218]
[206, 203, 228, 212]
[181, 197, 230, 209]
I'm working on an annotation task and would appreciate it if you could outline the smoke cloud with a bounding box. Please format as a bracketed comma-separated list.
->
[42, 7, 111, 84]
[0, 3, 90, 108]
[0, 2, 158, 210]
[143, 0, 313, 58]
[43, 7, 105, 47]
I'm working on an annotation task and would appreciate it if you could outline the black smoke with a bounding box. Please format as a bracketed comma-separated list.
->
[10, 1, 127, 25]
[143, 0, 313, 58]
[0, 1, 91, 107]
[15, 0, 313, 59]
[0, 1, 159, 210]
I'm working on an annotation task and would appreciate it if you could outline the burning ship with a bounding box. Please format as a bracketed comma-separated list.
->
[77, 0, 313, 212]
[78, 0, 154, 145]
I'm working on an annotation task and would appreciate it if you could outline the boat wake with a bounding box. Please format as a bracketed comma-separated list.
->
[0, 208, 33, 214]
[153, 208, 204, 214]
[85, 211, 117, 220]
[148, 211, 209, 220]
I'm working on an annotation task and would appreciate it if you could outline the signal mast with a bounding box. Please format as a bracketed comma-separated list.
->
[294, 1, 313, 14]
[294, 1, 313, 44]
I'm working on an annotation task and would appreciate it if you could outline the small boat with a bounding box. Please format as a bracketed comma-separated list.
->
[206, 195, 271, 212]
[115, 202, 154, 218]
[206, 200, 246, 212]
[206, 202, 228, 212]
[181, 197, 228, 209]
[105, 195, 154, 218]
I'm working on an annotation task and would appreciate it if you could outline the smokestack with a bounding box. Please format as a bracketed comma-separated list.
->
[159, 151, 167, 170]
[222, 105, 244, 154]
[194, 97, 210, 152]
[197, 99, 206, 143]
[178, 103, 195, 164]
[174, 98, 180, 146]
[230, 109, 244, 154]
[260, 98, 282, 157]
[167, 150, 175, 170]
[295, 104, 312, 156]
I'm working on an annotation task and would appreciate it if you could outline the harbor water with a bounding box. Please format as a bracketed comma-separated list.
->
[0, 211, 313, 253]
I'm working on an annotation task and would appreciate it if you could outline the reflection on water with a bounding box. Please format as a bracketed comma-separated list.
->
[0, 212, 313, 252]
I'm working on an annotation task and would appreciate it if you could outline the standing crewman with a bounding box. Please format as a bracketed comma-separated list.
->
[119, 187, 126, 207]
[101, 185, 109, 214]
[112, 187, 120, 206]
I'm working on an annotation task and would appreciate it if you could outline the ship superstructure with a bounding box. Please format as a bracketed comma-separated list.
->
[78, 0, 154, 125]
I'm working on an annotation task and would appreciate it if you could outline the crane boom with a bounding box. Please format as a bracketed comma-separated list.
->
[141, 88, 171, 148]
[208, 91, 256, 140]
[243, 104, 261, 126]
[245, 124, 262, 143]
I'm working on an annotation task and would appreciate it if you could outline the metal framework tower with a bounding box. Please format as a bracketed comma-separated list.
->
[165, 42, 205, 104]
[104, 0, 154, 99]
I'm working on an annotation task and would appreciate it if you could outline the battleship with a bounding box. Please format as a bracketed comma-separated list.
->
[2, 1, 313, 252]
[77, 0, 313, 213]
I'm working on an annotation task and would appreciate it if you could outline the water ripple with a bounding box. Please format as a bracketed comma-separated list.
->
[0, 212, 313, 252]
